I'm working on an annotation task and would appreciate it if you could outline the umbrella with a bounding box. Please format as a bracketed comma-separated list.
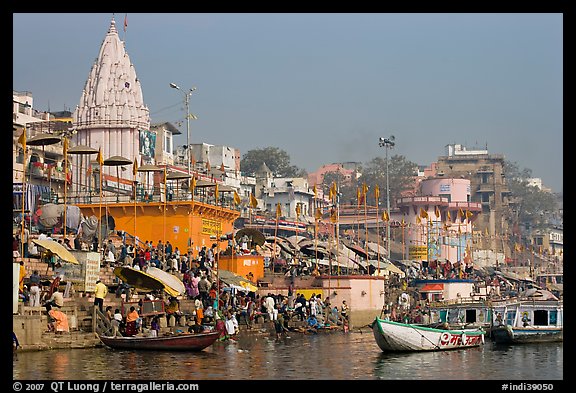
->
[26, 133, 61, 146]
[218, 269, 258, 292]
[103, 155, 132, 202]
[146, 266, 186, 296]
[113, 266, 180, 297]
[166, 171, 191, 180]
[235, 228, 266, 247]
[31, 239, 79, 264]
[67, 145, 98, 155]
[343, 242, 369, 259]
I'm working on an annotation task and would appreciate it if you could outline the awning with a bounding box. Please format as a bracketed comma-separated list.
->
[146, 266, 186, 296]
[218, 269, 258, 292]
[32, 239, 79, 264]
[420, 283, 444, 292]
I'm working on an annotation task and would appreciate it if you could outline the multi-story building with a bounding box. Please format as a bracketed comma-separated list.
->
[435, 143, 512, 254]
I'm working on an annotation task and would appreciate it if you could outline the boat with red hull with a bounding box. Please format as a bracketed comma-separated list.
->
[99, 331, 220, 351]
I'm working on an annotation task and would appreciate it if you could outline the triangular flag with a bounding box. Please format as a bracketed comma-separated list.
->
[458, 208, 465, 220]
[356, 187, 361, 207]
[233, 190, 241, 206]
[276, 203, 282, 218]
[416, 215, 422, 225]
[435, 206, 441, 219]
[62, 137, 69, 156]
[382, 210, 389, 222]
[374, 185, 380, 202]
[132, 157, 138, 177]
[330, 208, 337, 223]
[295, 203, 301, 217]
[313, 184, 317, 198]
[250, 193, 258, 209]
[315, 208, 322, 220]
[447, 210, 452, 222]
[97, 148, 104, 166]
[466, 210, 474, 219]
[420, 207, 428, 219]
[18, 128, 26, 151]
[190, 176, 196, 192]
[214, 184, 219, 200]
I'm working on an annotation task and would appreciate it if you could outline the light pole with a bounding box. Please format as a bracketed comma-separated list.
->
[170, 83, 197, 175]
[379, 135, 395, 259]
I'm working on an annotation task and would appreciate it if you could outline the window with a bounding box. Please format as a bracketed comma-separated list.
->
[164, 133, 172, 154]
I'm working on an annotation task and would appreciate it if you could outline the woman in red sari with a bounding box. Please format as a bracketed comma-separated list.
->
[125, 306, 140, 336]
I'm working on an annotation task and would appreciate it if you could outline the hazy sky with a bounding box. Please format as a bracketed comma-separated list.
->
[13, 13, 563, 192]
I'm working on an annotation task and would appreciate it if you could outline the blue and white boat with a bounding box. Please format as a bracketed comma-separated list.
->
[490, 289, 563, 344]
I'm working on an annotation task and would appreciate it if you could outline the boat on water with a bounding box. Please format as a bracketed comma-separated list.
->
[427, 298, 493, 334]
[372, 317, 485, 352]
[99, 331, 221, 351]
[490, 289, 563, 344]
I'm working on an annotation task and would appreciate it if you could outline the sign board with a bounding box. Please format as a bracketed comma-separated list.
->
[202, 218, 222, 236]
[61, 251, 101, 292]
[409, 245, 427, 260]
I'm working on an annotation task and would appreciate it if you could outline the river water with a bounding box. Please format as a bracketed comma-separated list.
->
[13, 331, 563, 382]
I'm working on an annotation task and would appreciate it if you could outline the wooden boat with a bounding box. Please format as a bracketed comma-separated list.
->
[99, 331, 220, 351]
[490, 293, 563, 344]
[427, 298, 493, 334]
[372, 317, 485, 352]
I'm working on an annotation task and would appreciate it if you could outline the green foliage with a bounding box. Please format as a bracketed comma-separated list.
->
[240, 147, 306, 178]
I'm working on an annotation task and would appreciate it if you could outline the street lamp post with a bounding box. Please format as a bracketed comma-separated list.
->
[379, 135, 395, 259]
[170, 83, 197, 175]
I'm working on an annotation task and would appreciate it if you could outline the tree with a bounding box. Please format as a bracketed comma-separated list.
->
[504, 161, 558, 231]
[360, 155, 419, 208]
[240, 147, 306, 178]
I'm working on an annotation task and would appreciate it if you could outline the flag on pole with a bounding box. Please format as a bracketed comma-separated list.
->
[124, 14, 128, 32]
[315, 208, 322, 220]
[374, 184, 380, 203]
[419, 207, 428, 219]
[190, 176, 196, 193]
[313, 184, 317, 198]
[458, 208, 465, 220]
[447, 210, 452, 222]
[330, 208, 337, 223]
[382, 210, 389, 222]
[97, 148, 104, 166]
[62, 137, 69, 156]
[356, 187, 361, 207]
[435, 206, 441, 219]
[276, 203, 282, 218]
[214, 184, 219, 200]
[233, 190, 241, 206]
[250, 193, 258, 208]
[466, 210, 474, 220]
[416, 215, 422, 225]
[132, 157, 138, 177]
[295, 203, 301, 217]
[18, 128, 26, 151]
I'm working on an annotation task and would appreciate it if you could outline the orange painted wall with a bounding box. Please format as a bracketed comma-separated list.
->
[219, 255, 265, 282]
[78, 201, 238, 259]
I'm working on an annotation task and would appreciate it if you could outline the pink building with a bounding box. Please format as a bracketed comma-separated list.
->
[307, 163, 357, 187]
[395, 178, 481, 264]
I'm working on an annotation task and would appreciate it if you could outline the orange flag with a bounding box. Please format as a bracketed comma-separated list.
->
[419, 207, 428, 219]
[250, 193, 258, 208]
[374, 185, 380, 203]
[315, 208, 322, 220]
[97, 148, 104, 166]
[233, 190, 241, 206]
[18, 128, 26, 151]
[447, 210, 452, 222]
[313, 184, 317, 198]
[295, 203, 301, 217]
[382, 210, 389, 222]
[435, 206, 441, 219]
[276, 203, 282, 218]
[132, 157, 138, 177]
